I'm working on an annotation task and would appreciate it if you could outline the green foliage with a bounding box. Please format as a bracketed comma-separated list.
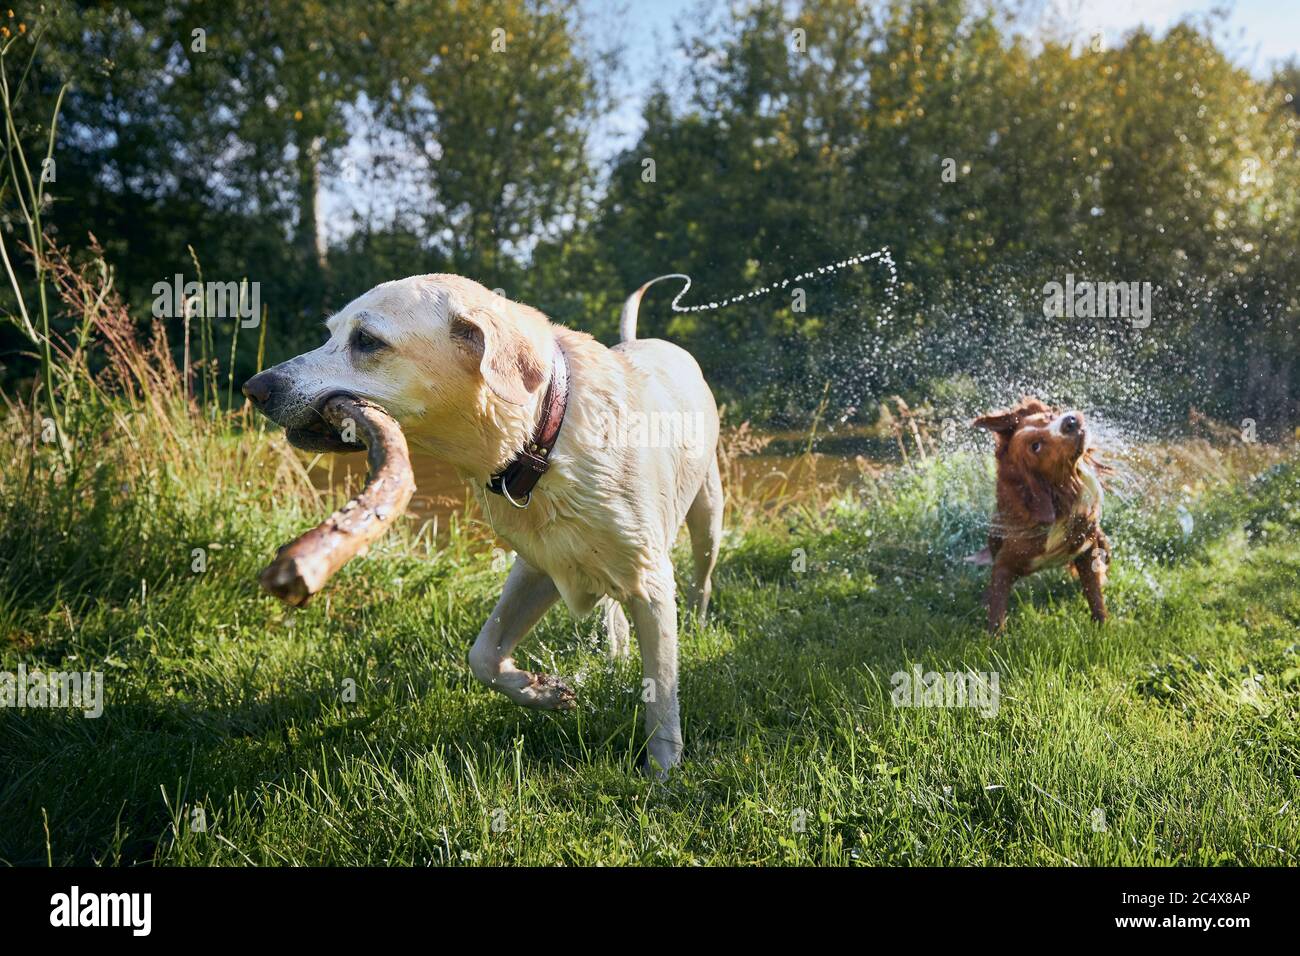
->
[5, 1, 1297, 424]
[592, 1, 1300, 423]
[4, 0, 606, 382]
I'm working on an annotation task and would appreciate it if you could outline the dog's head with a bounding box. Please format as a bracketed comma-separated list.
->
[242, 275, 553, 453]
[973, 396, 1090, 525]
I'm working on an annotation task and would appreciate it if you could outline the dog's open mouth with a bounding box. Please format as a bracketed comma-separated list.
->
[284, 392, 367, 453]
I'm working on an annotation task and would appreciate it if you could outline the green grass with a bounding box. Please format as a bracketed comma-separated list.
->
[2, 422, 1297, 866]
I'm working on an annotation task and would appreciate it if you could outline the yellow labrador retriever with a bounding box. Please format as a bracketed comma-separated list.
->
[243, 275, 721, 775]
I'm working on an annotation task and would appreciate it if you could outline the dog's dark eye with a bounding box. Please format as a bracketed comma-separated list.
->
[1031, 440, 1043, 453]
[351, 327, 386, 354]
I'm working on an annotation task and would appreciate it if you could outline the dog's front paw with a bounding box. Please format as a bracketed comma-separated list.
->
[485, 666, 578, 710]
[519, 672, 578, 711]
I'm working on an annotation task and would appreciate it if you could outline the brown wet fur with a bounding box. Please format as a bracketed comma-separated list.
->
[972, 396, 1112, 632]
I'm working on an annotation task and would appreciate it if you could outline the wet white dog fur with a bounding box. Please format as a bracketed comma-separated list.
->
[247, 274, 721, 775]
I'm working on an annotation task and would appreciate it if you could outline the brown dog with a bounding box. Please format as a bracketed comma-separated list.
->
[969, 397, 1111, 631]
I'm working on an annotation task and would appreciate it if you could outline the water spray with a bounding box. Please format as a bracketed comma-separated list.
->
[620, 248, 899, 341]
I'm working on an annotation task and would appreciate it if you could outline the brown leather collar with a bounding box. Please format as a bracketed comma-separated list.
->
[486, 342, 569, 507]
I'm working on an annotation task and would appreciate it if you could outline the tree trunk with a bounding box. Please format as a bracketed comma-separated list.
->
[295, 132, 329, 314]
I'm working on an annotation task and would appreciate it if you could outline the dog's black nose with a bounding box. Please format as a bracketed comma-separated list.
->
[1061, 414, 1080, 435]
[242, 370, 276, 407]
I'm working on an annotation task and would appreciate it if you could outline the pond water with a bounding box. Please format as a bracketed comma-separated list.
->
[308, 427, 888, 528]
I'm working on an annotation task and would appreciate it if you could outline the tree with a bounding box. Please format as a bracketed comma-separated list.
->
[369, 0, 608, 290]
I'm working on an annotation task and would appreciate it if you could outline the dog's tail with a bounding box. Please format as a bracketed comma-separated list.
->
[619, 273, 690, 343]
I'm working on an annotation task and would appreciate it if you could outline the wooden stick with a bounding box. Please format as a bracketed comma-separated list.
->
[259, 396, 415, 606]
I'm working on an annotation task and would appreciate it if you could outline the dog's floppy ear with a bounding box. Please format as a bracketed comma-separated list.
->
[996, 453, 1057, 525]
[449, 299, 548, 406]
[972, 407, 1020, 456]
[1017, 470, 1057, 525]
[972, 408, 1019, 436]
[972, 396, 1051, 435]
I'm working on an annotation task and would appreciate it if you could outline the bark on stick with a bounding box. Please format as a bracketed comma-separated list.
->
[260, 397, 414, 606]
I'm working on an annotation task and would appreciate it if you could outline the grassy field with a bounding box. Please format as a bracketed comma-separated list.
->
[2, 391, 1297, 864]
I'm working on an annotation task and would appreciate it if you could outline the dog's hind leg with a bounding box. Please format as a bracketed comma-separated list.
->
[628, 567, 682, 778]
[467, 557, 575, 710]
[600, 596, 631, 660]
[685, 456, 723, 624]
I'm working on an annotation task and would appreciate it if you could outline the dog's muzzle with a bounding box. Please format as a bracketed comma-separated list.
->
[242, 370, 365, 453]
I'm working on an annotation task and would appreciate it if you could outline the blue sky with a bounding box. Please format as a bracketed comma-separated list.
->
[608, 0, 1298, 78]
